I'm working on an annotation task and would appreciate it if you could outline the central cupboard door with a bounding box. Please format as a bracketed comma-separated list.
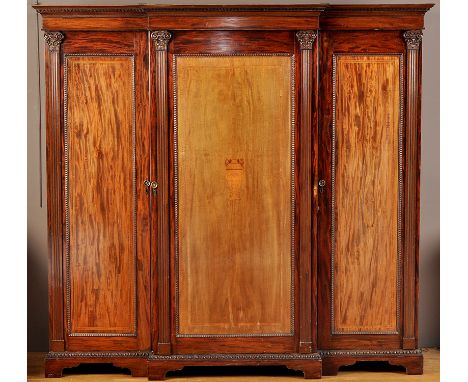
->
[166, 32, 301, 353]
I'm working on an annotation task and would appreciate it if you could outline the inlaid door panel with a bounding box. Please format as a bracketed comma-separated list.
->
[164, 31, 303, 353]
[318, 32, 405, 349]
[62, 32, 150, 350]
[176, 55, 293, 336]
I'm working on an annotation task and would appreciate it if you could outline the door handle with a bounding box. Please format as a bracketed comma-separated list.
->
[150, 181, 158, 195]
[144, 180, 158, 195]
[144, 180, 151, 194]
[318, 179, 326, 193]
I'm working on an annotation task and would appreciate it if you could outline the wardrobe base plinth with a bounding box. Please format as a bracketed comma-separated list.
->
[44, 352, 150, 378]
[319, 350, 423, 376]
[148, 353, 322, 380]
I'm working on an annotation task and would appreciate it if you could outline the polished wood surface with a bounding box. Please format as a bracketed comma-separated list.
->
[175, 55, 293, 336]
[296, 31, 317, 353]
[334, 55, 400, 333]
[66, 56, 136, 333]
[35, 4, 434, 32]
[28, 349, 440, 381]
[170, 31, 294, 55]
[317, 31, 407, 350]
[44, 32, 65, 352]
[36, 4, 432, 378]
[151, 31, 172, 355]
[48, 32, 152, 354]
[167, 31, 298, 355]
[403, 32, 423, 350]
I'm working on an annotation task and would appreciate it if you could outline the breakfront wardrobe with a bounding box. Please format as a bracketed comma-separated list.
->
[35, 3, 432, 379]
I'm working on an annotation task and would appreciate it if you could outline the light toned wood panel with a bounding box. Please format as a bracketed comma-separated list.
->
[66, 56, 135, 333]
[176, 56, 293, 335]
[334, 55, 400, 332]
[27, 349, 441, 381]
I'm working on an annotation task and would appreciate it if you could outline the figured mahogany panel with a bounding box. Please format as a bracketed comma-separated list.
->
[333, 55, 401, 333]
[65, 55, 136, 334]
[175, 55, 294, 335]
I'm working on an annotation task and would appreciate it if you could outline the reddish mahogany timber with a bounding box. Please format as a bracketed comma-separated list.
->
[45, 353, 149, 378]
[35, 3, 433, 379]
[320, 350, 423, 376]
[148, 354, 322, 380]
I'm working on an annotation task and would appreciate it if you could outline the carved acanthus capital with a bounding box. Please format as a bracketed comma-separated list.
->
[403, 30, 423, 50]
[44, 32, 64, 52]
[151, 30, 172, 51]
[296, 30, 317, 50]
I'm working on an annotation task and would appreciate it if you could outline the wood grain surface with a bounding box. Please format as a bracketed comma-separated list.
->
[66, 56, 136, 334]
[45, 32, 65, 351]
[333, 55, 400, 333]
[175, 55, 293, 335]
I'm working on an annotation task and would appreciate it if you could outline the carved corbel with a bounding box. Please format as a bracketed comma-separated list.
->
[403, 30, 423, 50]
[296, 30, 317, 50]
[44, 31, 65, 51]
[150, 30, 172, 51]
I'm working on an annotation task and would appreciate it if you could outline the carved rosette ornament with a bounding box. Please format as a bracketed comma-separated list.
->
[151, 30, 172, 51]
[403, 30, 423, 50]
[44, 32, 65, 52]
[296, 30, 317, 50]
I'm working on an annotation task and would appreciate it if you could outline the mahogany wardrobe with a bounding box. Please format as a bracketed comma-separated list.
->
[34, 3, 433, 379]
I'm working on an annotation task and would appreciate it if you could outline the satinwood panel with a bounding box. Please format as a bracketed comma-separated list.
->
[175, 55, 294, 335]
[66, 56, 136, 334]
[333, 55, 400, 333]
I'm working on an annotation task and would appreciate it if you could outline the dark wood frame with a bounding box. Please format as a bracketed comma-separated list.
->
[44, 31, 65, 354]
[150, 30, 173, 356]
[35, 3, 433, 380]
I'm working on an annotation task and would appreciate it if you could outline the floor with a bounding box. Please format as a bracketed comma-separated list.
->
[28, 348, 439, 382]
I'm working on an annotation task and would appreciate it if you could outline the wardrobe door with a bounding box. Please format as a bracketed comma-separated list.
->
[151, 30, 315, 354]
[318, 31, 406, 349]
[60, 32, 150, 351]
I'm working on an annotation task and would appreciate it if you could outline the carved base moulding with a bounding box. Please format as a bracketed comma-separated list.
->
[44, 352, 151, 378]
[149, 353, 321, 380]
[319, 350, 423, 376]
[45, 350, 424, 379]
[45, 352, 322, 379]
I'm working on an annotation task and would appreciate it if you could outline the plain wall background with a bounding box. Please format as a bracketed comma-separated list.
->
[27, 0, 440, 351]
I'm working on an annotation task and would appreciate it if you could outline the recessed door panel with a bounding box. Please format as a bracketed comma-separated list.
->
[174, 55, 295, 336]
[333, 55, 401, 334]
[66, 55, 136, 334]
